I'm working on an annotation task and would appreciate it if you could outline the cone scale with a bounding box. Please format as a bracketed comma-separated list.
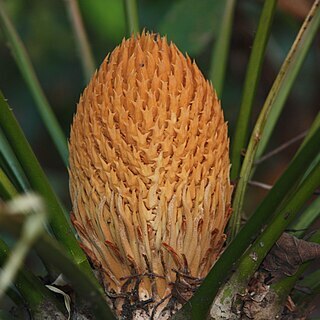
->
[69, 32, 232, 319]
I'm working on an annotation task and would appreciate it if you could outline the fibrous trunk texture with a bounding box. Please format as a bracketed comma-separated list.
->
[69, 32, 232, 319]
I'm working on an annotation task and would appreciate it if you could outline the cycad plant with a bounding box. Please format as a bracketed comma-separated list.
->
[0, 0, 319, 319]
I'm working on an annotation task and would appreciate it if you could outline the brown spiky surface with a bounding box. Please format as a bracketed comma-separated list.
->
[69, 32, 232, 319]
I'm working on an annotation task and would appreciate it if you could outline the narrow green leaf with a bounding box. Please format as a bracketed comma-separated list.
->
[173, 125, 320, 319]
[0, 310, 16, 320]
[123, 0, 140, 35]
[296, 112, 320, 181]
[36, 234, 117, 320]
[0, 92, 93, 278]
[0, 0, 68, 166]
[209, 0, 237, 97]
[0, 182, 41, 315]
[234, 160, 320, 286]
[0, 208, 116, 320]
[0, 168, 18, 199]
[64, 0, 96, 83]
[0, 194, 47, 300]
[4, 286, 32, 320]
[230, 0, 277, 180]
[255, 4, 320, 159]
[0, 182, 59, 302]
[5, 286, 24, 308]
[298, 112, 320, 150]
[0, 128, 30, 192]
[294, 268, 320, 305]
[229, 1, 320, 239]
[289, 196, 320, 238]
[210, 159, 320, 318]
[0, 238, 65, 316]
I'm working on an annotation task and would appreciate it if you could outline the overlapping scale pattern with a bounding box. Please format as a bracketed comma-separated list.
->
[69, 32, 232, 318]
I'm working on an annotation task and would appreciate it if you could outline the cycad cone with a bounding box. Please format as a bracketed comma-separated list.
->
[69, 32, 232, 319]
